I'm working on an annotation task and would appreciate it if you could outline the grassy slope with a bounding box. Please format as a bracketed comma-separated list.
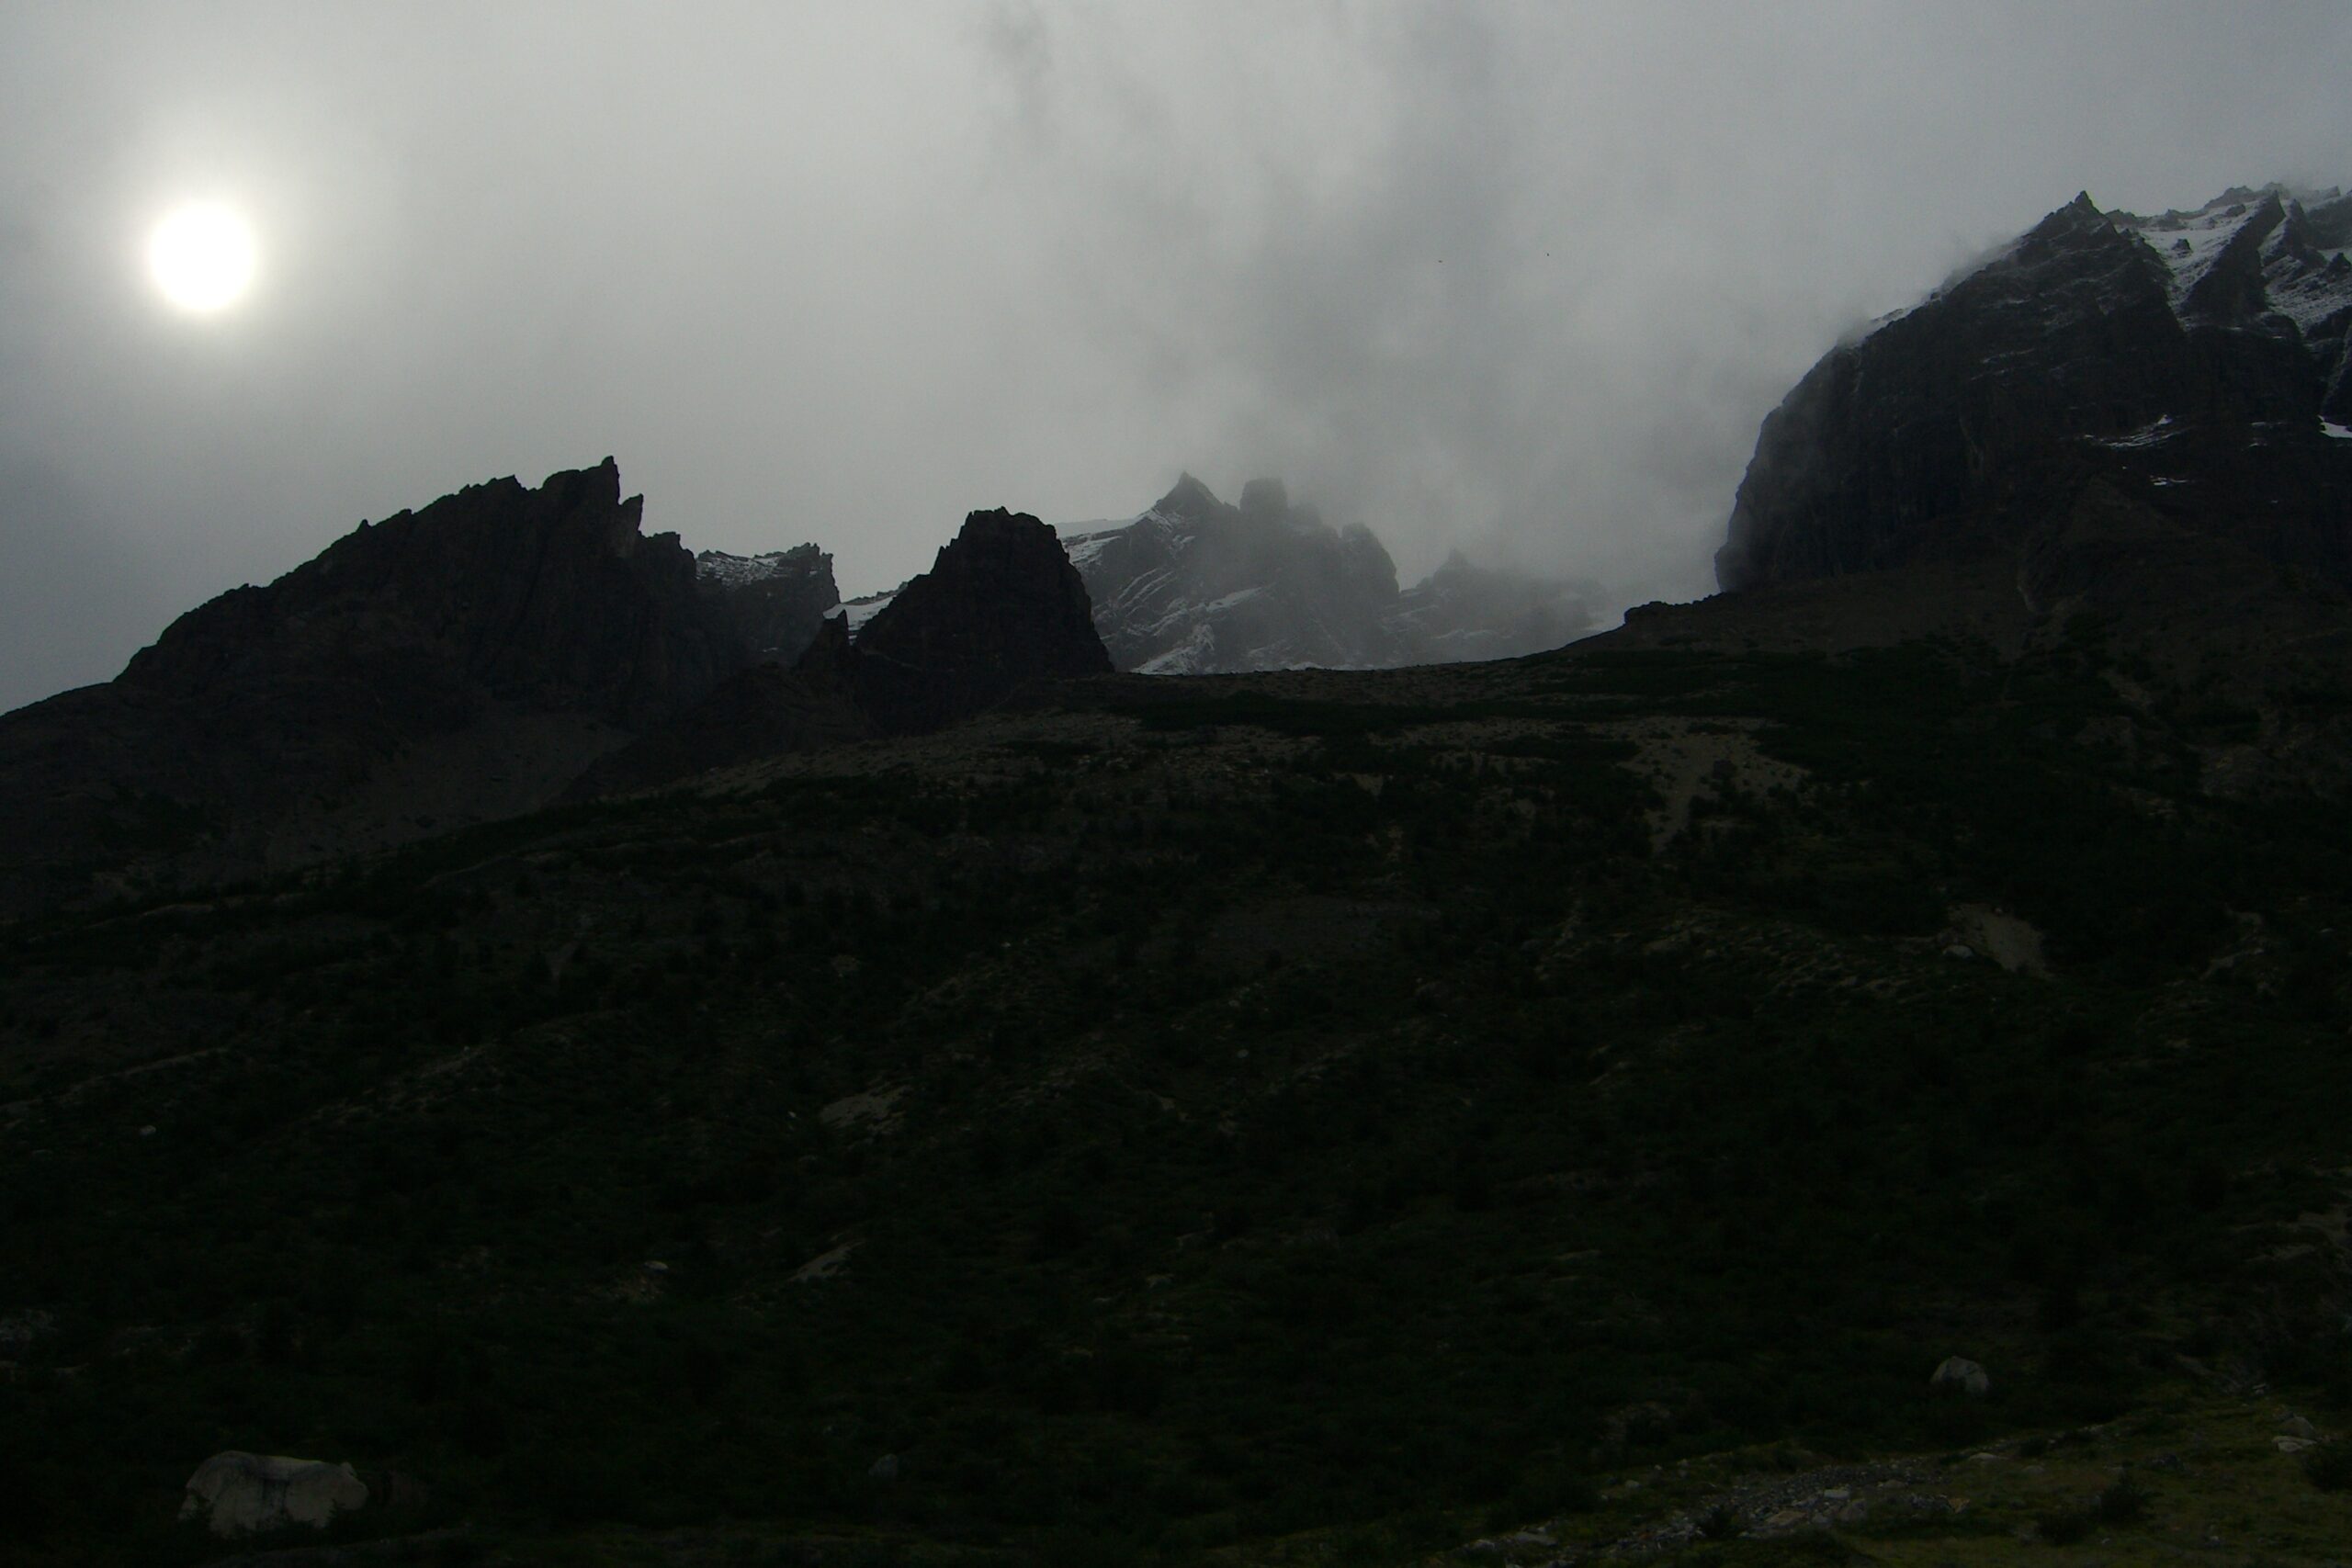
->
[2, 632, 2349, 1565]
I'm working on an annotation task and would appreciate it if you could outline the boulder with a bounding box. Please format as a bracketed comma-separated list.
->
[179, 1451, 368, 1538]
[1931, 1356, 1991, 1397]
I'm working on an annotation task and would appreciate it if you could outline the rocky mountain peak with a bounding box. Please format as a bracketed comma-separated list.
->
[1238, 478, 1290, 522]
[816, 507, 1112, 734]
[0, 459, 761, 909]
[1060, 477, 1595, 674]
[1155, 472, 1224, 518]
[119, 457, 726, 726]
[2025, 190, 2109, 245]
[576, 508, 1118, 795]
[2180, 191, 2286, 319]
[1718, 182, 2352, 593]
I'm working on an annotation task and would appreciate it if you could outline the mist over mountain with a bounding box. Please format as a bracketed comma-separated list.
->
[1063, 476, 1601, 674]
[7, 13, 2352, 1551]
[6, 6, 2350, 714]
[11, 159, 2352, 1552]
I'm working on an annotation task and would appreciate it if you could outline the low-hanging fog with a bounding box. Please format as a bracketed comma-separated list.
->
[3, 1, 2348, 713]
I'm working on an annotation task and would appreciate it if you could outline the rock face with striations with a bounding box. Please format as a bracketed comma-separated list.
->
[1716, 186, 2352, 593]
[0, 460, 744, 910]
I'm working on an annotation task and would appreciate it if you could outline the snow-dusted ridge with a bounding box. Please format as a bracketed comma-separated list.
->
[823, 592, 899, 635]
[695, 547, 824, 588]
[2093, 415, 2182, 451]
[1854, 185, 2351, 349]
[1050, 479, 1602, 674]
[2109, 184, 2350, 326]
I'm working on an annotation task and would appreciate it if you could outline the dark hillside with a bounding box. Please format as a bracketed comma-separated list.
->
[5, 605, 2351, 1564]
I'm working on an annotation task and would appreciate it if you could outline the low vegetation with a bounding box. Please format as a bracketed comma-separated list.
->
[2, 629, 2348, 1564]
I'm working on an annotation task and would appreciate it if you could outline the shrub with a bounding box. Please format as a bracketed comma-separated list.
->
[2036, 1506, 2092, 1545]
[2306, 1442, 2352, 1493]
[1697, 1503, 1742, 1540]
[2096, 1470, 2148, 1525]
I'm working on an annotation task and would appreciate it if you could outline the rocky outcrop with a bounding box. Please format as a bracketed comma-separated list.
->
[0, 470, 1128, 894]
[0, 461, 741, 911]
[2256, 191, 2352, 424]
[123, 457, 731, 726]
[695, 543, 840, 665]
[838, 508, 1113, 733]
[1931, 1357, 1991, 1397]
[1717, 186, 2352, 593]
[1063, 477, 1591, 672]
[180, 1451, 368, 1538]
[576, 509, 1113, 795]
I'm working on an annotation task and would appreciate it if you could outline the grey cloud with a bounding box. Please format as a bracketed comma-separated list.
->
[1, 1, 2347, 712]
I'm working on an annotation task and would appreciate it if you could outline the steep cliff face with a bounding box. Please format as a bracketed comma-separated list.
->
[1717, 186, 2352, 593]
[695, 544, 840, 665]
[842, 508, 1113, 733]
[0, 461, 741, 910]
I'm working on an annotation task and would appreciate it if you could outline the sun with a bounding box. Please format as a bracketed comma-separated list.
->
[147, 203, 259, 314]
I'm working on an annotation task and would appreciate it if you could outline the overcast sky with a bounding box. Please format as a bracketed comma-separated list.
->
[3, 2, 2347, 712]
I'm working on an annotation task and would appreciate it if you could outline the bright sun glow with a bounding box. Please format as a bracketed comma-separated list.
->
[147, 204, 259, 313]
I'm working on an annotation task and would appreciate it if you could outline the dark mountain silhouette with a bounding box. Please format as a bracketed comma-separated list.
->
[843, 508, 1113, 731]
[0, 459, 763, 910]
[0, 460, 1125, 907]
[1717, 186, 2352, 595]
[577, 509, 1113, 795]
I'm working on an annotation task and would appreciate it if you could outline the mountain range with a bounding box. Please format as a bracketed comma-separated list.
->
[0, 460, 1593, 915]
[5, 184, 2352, 1567]
[1060, 475, 1601, 673]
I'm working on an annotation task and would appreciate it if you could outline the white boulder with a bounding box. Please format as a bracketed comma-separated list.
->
[1931, 1356, 1990, 1397]
[179, 1450, 368, 1538]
